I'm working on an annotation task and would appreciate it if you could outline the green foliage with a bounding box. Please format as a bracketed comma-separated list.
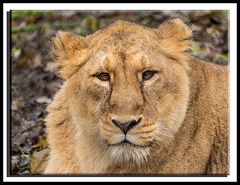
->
[17, 144, 31, 174]
[85, 15, 99, 33]
[138, 12, 152, 25]
[221, 53, 228, 62]
[191, 45, 200, 53]
[11, 10, 55, 19]
[11, 21, 83, 34]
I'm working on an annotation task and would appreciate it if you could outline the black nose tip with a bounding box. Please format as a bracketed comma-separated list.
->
[112, 118, 142, 134]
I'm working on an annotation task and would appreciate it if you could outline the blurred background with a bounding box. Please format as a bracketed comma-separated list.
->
[10, 10, 229, 175]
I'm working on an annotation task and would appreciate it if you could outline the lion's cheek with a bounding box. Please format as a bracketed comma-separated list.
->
[69, 81, 109, 113]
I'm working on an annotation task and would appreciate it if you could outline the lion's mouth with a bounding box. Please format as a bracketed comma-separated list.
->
[114, 139, 133, 146]
[107, 139, 153, 148]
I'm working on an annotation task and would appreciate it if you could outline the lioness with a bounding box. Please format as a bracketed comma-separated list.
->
[44, 19, 228, 175]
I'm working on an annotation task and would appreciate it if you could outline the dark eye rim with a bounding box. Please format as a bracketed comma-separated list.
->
[96, 72, 110, 81]
[142, 70, 158, 81]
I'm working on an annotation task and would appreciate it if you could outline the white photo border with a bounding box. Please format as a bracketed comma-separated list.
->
[3, 3, 237, 182]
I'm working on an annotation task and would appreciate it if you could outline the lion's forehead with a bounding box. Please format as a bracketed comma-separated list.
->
[89, 41, 159, 72]
[108, 31, 156, 51]
[89, 23, 158, 54]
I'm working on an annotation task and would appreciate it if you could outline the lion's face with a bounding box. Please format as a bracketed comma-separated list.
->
[52, 19, 192, 163]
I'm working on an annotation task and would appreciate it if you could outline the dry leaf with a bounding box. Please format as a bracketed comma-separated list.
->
[33, 53, 42, 67]
[30, 149, 50, 174]
[35, 96, 52, 104]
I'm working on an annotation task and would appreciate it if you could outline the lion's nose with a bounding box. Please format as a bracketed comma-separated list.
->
[112, 118, 142, 134]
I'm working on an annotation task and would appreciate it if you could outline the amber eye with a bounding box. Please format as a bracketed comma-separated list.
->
[96, 73, 110, 81]
[142, 71, 157, 81]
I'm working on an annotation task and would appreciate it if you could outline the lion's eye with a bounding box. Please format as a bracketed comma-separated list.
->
[142, 71, 157, 81]
[96, 73, 110, 81]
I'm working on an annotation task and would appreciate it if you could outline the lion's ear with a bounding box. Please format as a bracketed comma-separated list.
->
[51, 31, 89, 78]
[157, 18, 192, 41]
[157, 18, 193, 56]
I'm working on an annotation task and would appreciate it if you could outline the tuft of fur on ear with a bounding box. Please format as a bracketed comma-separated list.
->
[156, 18, 193, 61]
[51, 31, 89, 78]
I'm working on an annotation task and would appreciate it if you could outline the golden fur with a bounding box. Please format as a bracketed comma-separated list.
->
[44, 19, 229, 175]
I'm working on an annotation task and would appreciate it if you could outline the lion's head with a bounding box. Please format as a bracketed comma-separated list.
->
[51, 19, 192, 164]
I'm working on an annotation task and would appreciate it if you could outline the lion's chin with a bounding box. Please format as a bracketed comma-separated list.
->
[104, 139, 152, 164]
[109, 144, 151, 165]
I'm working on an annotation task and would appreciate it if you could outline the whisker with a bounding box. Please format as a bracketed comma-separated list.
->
[134, 129, 155, 135]
[152, 123, 174, 147]
[156, 124, 174, 139]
